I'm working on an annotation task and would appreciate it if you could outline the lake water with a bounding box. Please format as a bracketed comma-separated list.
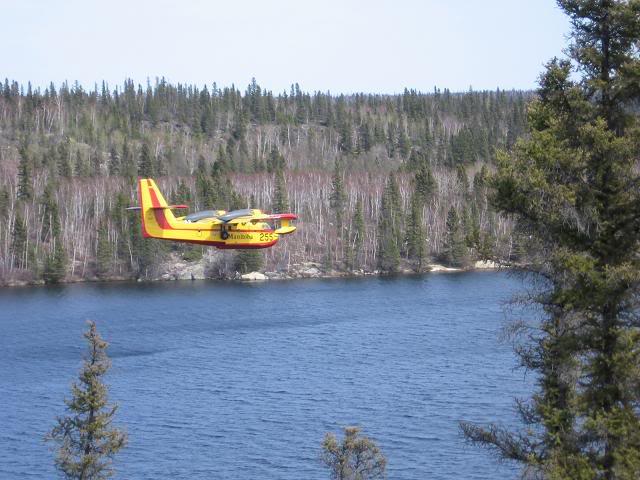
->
[0, 272, 534, 479]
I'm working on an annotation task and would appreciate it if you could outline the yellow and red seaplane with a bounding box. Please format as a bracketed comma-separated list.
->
[131, 178, 297, 249]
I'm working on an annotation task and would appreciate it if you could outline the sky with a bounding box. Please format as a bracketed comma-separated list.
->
[1, 0, 571, 94]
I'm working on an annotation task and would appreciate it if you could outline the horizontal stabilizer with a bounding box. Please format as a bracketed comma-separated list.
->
[265, 213, 298, 221]
[153, 204, 189, 210]
[274, 226, 296, 235]
[126, 206, 141, 211]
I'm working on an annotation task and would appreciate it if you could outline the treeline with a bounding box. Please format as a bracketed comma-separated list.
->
[0, 78, 529, 283]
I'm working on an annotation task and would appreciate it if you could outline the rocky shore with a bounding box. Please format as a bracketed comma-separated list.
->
[2, 251, 501, 287]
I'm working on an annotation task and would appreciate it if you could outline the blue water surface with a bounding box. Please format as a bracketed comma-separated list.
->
[0, 272, 534, 479]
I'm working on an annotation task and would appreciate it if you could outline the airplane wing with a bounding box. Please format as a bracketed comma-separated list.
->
[222, 212, 298, 225]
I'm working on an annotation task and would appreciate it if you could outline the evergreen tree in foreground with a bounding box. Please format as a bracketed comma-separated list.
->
[321, 427, 386, 480]
[47, 321, 127, 479]
[461, 1, 640, 478]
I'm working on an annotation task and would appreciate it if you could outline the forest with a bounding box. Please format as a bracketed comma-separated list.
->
[0, 78, 530, 283]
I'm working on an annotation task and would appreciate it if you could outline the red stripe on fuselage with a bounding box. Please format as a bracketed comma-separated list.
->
[153, 209, 173, 229]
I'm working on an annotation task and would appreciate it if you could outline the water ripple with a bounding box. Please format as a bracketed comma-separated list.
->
[0, 272, 534, 479]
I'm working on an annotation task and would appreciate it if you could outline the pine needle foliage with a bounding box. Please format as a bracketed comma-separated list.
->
[47, 321, 127, 480]
[461, 1, 640, 478]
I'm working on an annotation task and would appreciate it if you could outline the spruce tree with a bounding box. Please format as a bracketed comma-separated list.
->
[108, 146, 120, 176]
[137, 142, 154, 178]
[414, 162, 437, 203]
[11, 211, 27, 270]
[330, 158, 347, 238]
[96, 222, 112, 278]
[47, 321, 127, 479]
[58, 137, 73, 178]
[443, 207, 468, 267]
[272, 169, 289, 214]
[377, 175, 401, 272]
[43, 240, 67, 284]
[41, 181, 62, 242]
[349, 199, 365, 270]
[406, 190, 425, 271]
[0, 187, 9, 219]
[461, 2, 640, 478]
[17, 144, 33, 200]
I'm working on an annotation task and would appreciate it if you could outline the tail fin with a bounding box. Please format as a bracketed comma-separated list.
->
[138, 178, 181, 238]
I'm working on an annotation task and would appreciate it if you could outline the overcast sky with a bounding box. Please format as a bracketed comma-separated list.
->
[1, 0, 571, 94]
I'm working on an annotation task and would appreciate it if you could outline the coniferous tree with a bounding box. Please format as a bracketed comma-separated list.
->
[266, 146, 285, 173]
[137, 142, 154, 178]
[58, 138, 73, 178]
[443, 207, 468, 267]
[43, 239, 67, 284]
[348, 199, 365, 270]
[330, 158, 347, 238]
[0, 187, 9, 219]
[414, 161, 437, 203]
[272, 169, 289, 213]
[120, 140, 136, 181]
[46, 321, 127, 479]
[96, 222, 112, 278]
[462, 2, 640, 478]
[406, 189, 425, 270]
[17, 144, 33, 200]
[11, 211, 28, 270]
[41, 181, 62, 243]
[321, 427, 386, 480]
[108, 146, 120, 176]
[377, 175, 401, 272]
[234, 250, 264, 274]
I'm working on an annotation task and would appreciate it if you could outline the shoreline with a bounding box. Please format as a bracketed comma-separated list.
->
[0, 260, 502, 288]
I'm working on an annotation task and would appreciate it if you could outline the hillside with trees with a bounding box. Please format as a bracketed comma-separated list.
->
[0, 78, 529, 284]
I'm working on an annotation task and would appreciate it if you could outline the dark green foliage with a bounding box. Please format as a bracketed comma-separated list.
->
[41, 181, 62, 242]
[0, 187, 9, 218]
[330, 158, 346, 235]
[58, 138, 73, 178]
[272, 169, 289, 213]
[234, 249, 264, 273]
[456, 165, 469, 196]
[266, 146, 285, 173]
[443, 207, 468, 267]
[11, 211, 28, 269]
[462, 2, 640, 478]
[377, 175, 401, 272]
[406, 190, 425, 271]
[74, 150, 89, 177]
[127, 212, 155, 278]
[414, 162, 437, 202]
[46, 321, 127, 479]
[138, 142, 154, 178]
[108, 146, 120, 176]
[43, 241, 67, 284]
[173, 180, 192, 205]
[120, 140, 136, 181]
[17, 144, 33, 200]
[96, 222, 112, 278]
[347, 199, 365, 270]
